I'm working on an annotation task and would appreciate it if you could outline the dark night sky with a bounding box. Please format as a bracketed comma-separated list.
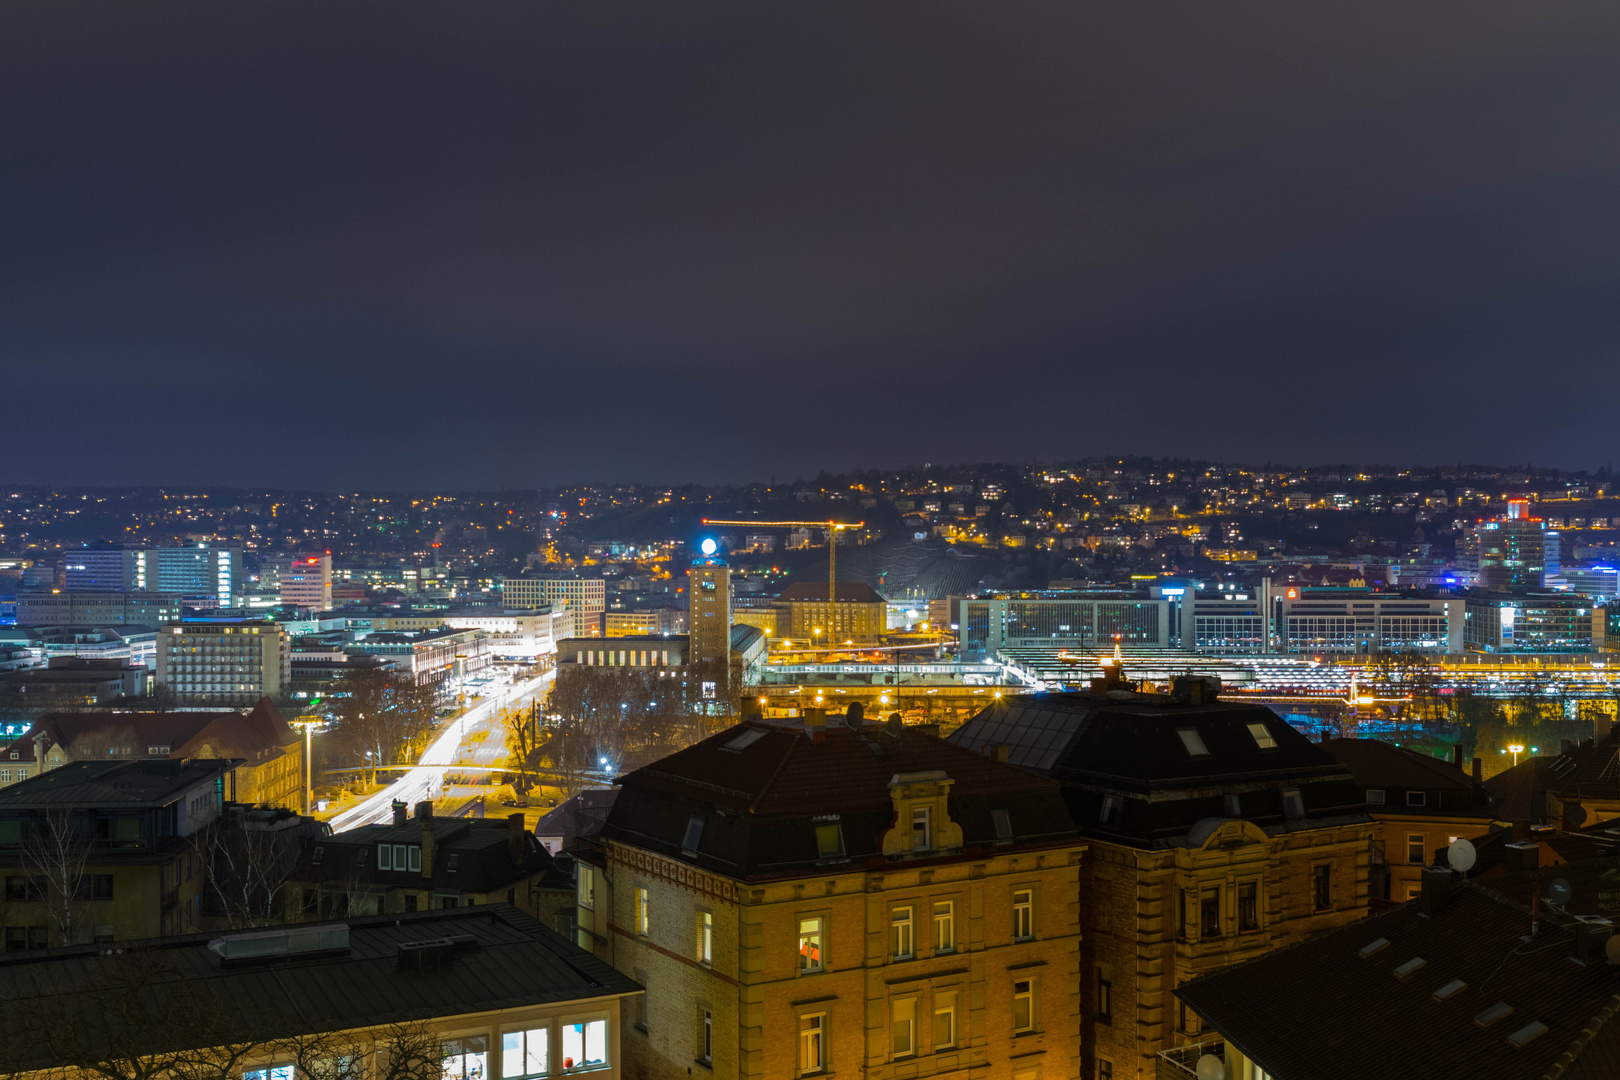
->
[5, 3, 1620, 489]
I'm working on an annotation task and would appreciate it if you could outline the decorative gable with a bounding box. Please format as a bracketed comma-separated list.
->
[882, 770, 964, 857]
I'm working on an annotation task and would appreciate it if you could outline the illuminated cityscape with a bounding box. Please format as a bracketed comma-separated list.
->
[6, 3, 1620, 1079]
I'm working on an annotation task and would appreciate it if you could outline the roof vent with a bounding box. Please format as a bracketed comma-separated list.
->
[1392, 957, 1427, 980]
[1475, 1002, 1514, 1028]
[1432, 979, 1467, 1002]
[1507, 1021, 1548, 1048]
[397, 937, 456, 970]
[209, 924, 349, 964]
[1358, 937, 1390, 958]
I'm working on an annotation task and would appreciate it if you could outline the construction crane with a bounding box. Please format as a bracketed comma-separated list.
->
[701, 519, 865, 624]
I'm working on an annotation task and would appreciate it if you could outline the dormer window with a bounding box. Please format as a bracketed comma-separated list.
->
[448, 853, 460, 872]
[991, 809, 1014, 844]
[1367, 789, 1386, 805]
[1281, 788, 1305, 820]
[1099, 795, 1122, 824]
[912, 807, 932, 852]
[814, 821, 845, 859]
[311, 846, 324, 866]
[1406, 791, 1427, 807]
[1177, 728, 1210, 757]
[682, 814, 705, 856]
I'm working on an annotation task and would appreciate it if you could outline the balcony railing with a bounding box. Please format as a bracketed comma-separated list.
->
[1157, 1038, 1225, 1080]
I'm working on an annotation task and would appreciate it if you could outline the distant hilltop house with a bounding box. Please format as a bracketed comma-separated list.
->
[1, 696, 304, 810]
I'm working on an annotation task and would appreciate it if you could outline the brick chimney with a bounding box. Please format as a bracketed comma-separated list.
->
[392, 800, 408, 827]
[804, 709, 826, 743]
[1452, 744, 1463, 769]
[1472, 757, 1483, 785]
[417, 800, 434, 880]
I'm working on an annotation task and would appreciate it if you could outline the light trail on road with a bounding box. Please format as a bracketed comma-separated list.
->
[327, 671, 552, 833]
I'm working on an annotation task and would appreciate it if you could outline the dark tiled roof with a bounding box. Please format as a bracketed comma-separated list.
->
[948, 694, 1369, 849]
[1534, 731, 1620, 802]
[774, 582, 886, 604]
[1324, 738, 1496, 819]
[33, 697, 296, 763]
[1178, 864, 1620, 1080]
[293, 816, 571, 895]
[601, 717, 1080, 880]
[0, 757, 236, 808]
[0, 905, 639, 1071]
[1485, 756, 1552, 823]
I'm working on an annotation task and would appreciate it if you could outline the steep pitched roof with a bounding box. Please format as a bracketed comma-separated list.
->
[1535, 731, 1620, 802]
[33, 697, 295, 764]
[1178, 860, 1620, 1080]
[602, 716, 1080, 880]
[1323, 738, 1495, 819]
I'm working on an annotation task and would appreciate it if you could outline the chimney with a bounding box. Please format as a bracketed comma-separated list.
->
[508, 812, 525, 863]
[804, 709, 826, 744]
[1452, 744, 1464, 769]
[393, 800, 408, 827]
[1419, 866, 1453, 916]
[419, 803, 435, 880]
[1472, 757, 1483, 785]
[1573, 920, 1613, 965]
[1504, 840, 1541, 873]
[994, 744, 1010, 763]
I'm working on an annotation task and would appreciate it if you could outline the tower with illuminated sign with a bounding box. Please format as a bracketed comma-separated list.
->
[687, 537, 733, 677]
[280, 553, 333, 611]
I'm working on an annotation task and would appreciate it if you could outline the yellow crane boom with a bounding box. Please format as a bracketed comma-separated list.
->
[702, 518, 865, 609]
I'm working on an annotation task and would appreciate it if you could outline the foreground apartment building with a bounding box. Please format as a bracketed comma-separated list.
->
[589, 710, 1088, 1080]
[948, 675, 1376, 1080]
[0, 906, 640, 1080]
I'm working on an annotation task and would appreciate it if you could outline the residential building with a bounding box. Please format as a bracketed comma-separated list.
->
[773, 581, 888, 643]
[1461, 590, 1605, 653]
[17, 697, 304, 808]
[1173, 856, 1620, 1080]
[0, 757, 237, 945]
[156, 621, 291, 706]
[592, 710, 1088, 1080]
[1322, 739, 1495, 902]
[286, 802, 574, 929]
[948, 675, 1376, 1080]
[0, 905, 641, 1080]
[15, 591, 182, 628]
[278, 553, 332, 611]
[1485, 729, 1620, 827]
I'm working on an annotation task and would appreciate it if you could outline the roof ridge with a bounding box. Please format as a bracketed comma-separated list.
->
[1539, 991, 1620, 1080]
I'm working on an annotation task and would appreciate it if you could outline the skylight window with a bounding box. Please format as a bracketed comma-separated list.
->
[1392, 957, 1426, 980]
[723, 729, 767, 753]
[1358, 938, 1389, 958]
[1432, 980, 1467, 1002]
[814, 823, 844, 859]
[1177, 728, 1210, 756]
[1246, 723, 1277, 750]
[991, 809, 1014, 844]
[682, 814, 705, 855]
[1507, 1021, 1548, 1048]
[1475, 1002, 1514, 1028]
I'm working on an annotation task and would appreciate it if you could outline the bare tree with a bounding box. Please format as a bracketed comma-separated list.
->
[199, 813, 316, 930]
[19, 810, 94, 947]
[502, 701, 542, 794]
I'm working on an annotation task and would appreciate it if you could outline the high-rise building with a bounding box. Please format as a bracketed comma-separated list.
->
[63, 545, 139, 592]
[279, 554, 332, 611]
[1460, 500, 1560, 589]
[135, 547, 245, 608]
[156, 621, 290, 706]
[686, 544, 732, 666]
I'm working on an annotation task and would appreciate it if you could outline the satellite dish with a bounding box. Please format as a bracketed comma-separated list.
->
[1548, 879, 1574, 907]
[699, 537, 718, 556]
[1568, 804, 1589, 828]
[1195, 1054, 1225, 1080]
[1447, 838, 1477, 874]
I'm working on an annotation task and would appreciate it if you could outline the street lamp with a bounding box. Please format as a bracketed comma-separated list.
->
[1508, 742, 1525, 766]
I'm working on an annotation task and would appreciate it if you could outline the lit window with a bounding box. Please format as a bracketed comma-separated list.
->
[578, 866, 594, 910]
[501, 1028, 548, 1078]
[892, 906, 914, 958]
[636, 887, 649, 935]
[890, 998, 915, 1057]
[814, 823, 844, 859]
[560, 1020, 606, 1070]
[799, 917, 823, 972]
[441, 1038, 487, 1080]
[698, 910, 712, 964]
[1012, 889, 1033, 940]
[699, 1010, 712, 1064]
[1012, 979, 1035, 1032]
[1246, 722, 1277, 750]
[933, 901, 954, 953]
